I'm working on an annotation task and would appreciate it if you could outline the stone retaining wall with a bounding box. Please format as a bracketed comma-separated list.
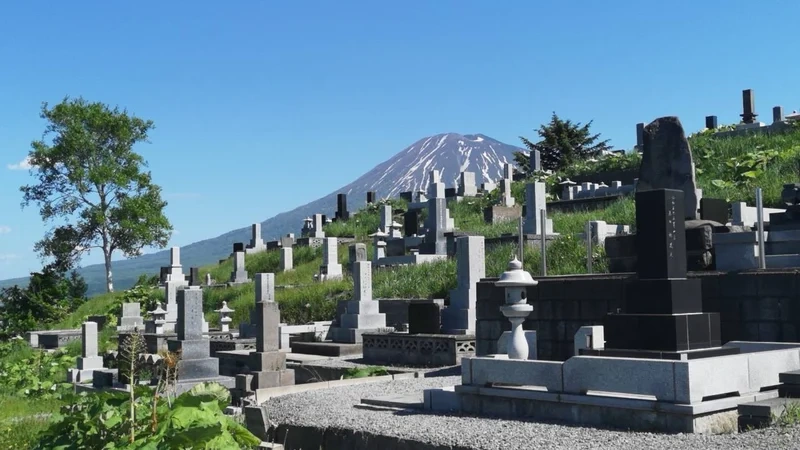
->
[476, 270, 800, 361]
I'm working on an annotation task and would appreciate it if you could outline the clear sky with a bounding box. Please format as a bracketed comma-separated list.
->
[1, 1, 798, 279]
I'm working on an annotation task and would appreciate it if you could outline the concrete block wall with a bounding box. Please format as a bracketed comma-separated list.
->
[476, 270, 800, 361]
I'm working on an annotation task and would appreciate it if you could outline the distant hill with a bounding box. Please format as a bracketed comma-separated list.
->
[0, 133, 524, 296]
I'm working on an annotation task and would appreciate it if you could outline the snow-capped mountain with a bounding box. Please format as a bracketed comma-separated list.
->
[351, 133, 523, 198]
[1, 133, 525, 295]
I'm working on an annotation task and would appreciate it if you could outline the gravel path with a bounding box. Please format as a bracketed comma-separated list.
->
[264, 376, 800, 450]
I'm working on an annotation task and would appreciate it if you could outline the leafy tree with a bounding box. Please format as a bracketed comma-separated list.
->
[0, 267, 88, 334]
[21, 97, 172, 293]
[517, 112, 612, 172]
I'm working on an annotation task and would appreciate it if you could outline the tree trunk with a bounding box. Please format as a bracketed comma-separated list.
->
[104, 247, 114, 293]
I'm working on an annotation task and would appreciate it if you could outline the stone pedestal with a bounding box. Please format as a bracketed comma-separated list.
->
[229, 251, 250, 284]
[441, 236, 485, 334]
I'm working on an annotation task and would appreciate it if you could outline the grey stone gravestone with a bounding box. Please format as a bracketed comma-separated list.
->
[279, 247, 293, 272]
[458, 171, 478, 197]
[117, 303, 143, 331]
[68, 321, 104, 382]
[320, 238, 343, 280]
[523, 182, 554, 235]
[229, 251, 250, 284]
[441, 236, 486, 334]
[637, 116, 699, 220]
[530, 149, 541, 172]
[331, 261, 387, 344]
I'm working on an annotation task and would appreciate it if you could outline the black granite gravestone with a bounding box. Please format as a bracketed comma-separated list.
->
[400, 192, 413, 202]
[367, 191, 376, 204]
[597, 189, 733, 359]
[700, 198, 729, 224]
[159, 266, 169, 284]
[409, 302, 441, 334]
[233, 242, 244, 253]
[189, 267, 200, 286]
[741, 89, 757, 124]
[336, 193, 349, 221]
[705, 115, 718, 129]
[445, 188, 457, 198]
[403, 210, 419, 237]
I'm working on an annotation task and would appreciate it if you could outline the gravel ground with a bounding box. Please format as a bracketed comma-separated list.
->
[264, 376, 800, 450]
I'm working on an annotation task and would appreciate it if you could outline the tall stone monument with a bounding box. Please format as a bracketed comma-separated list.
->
[442, 236, 486, 334]
[331, 261, 387, 344]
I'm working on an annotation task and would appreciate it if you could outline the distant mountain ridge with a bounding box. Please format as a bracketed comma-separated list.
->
[0, 133, 525, 296]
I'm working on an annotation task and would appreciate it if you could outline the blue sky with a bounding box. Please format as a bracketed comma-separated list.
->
[1, 1, 798, 279]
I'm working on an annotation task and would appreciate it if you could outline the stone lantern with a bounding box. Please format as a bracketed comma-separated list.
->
[215, 301, 235, 333]
[301, 217, 313, 237]
[149, 303, 168, 334]
[369, 228, 389, 261]
[390, 221, 403, 239]
[494, 256, 537, 360]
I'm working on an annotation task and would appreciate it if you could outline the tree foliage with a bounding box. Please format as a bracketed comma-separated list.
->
[20, 97, 172, 292]
[0, 268, 87, 335]
[517, 112, 612, 172]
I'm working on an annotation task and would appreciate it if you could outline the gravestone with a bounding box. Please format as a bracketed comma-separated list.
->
[441, 236, 486, 334]
[233, 242, 245, 253]
[380, 205, 393, 233]
[445, 187, 457, 198]
[774, 106, 784, 124]
[189, 267, 200, 287]
[237, 276, 294, 391]
[425, 198, 449, 255]
[248, 223, 265, 251]
[205, 273, 212, 286]
[404, 210, 419, 236]
[458, 171, 478, 197]
[167, 288, 234, 390]
[523, 182, 554, 235]
[637, 116, 699, 220]
[117, 303, 143, 331]
[367, 191, 376, 204]
[428, 170, 445, 199]
[636, 122, 645, 150]
[348, 243, 367, 273]
[166, 247, 186, 283]
[68, 321, 104, 382]
[409, 302, 441, 334]
[500, 179, 515, 207]
[320, 238, 343, 280]
[280, 233, 295, 248]
[331, 261, 387, 344]
[530, 149, 542, 172]
[741, 89, 757, 124]
[279, 247, 293, 272]
[159, 266, 169, 285]
[311, 214, 325, 238]
[400, 191, 413, 202]
[700, 198, 729, 224]
[705, 115, 718, 129]
[336, 193, 349, 221]
[601, 189, 728, 358]
[229, 251, 250, 284]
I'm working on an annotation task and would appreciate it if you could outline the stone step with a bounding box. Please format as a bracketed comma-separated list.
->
[290, 341, 362, 357]
[738, 397, 800, 418]
[779, 370, 800, 385]
[361, 393, 424, 409]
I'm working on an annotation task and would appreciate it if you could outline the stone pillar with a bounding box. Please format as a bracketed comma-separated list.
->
[458, 171, 477, 197]
[774, 106, 784, 124]
[311, 214, 325, 238]
[249, 223, 264, 249]
[229, 251, 250, 284]
[68, 321, 104, 382]
[425, 198, 449, 255]
[279, 247, 293, 272]
[380, 205, 393, 233]
[320, 238, 343, 280]
[441, 236, 486, 334]
[428, 169, 445, 199]
[523, 182, 554, 235]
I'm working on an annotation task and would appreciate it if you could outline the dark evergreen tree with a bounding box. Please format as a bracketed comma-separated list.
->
[518, 112, 612, 172]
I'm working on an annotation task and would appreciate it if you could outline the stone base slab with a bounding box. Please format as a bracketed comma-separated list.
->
[423, 384, 778, 433]
[290, 341, 363, 357]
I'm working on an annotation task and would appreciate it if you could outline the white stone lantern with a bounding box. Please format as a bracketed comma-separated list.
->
[215, 301, 235, 333]
[390, 221, 403, 238]
[149, 303, 168, 334]
[494, 257, 537, 360]
[302, 217, 313, 236]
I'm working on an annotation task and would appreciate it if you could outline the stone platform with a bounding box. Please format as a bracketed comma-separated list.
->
[362, 333, 475, 367]
[424, 341, 800, 433]
[290, 341, 363, 357]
